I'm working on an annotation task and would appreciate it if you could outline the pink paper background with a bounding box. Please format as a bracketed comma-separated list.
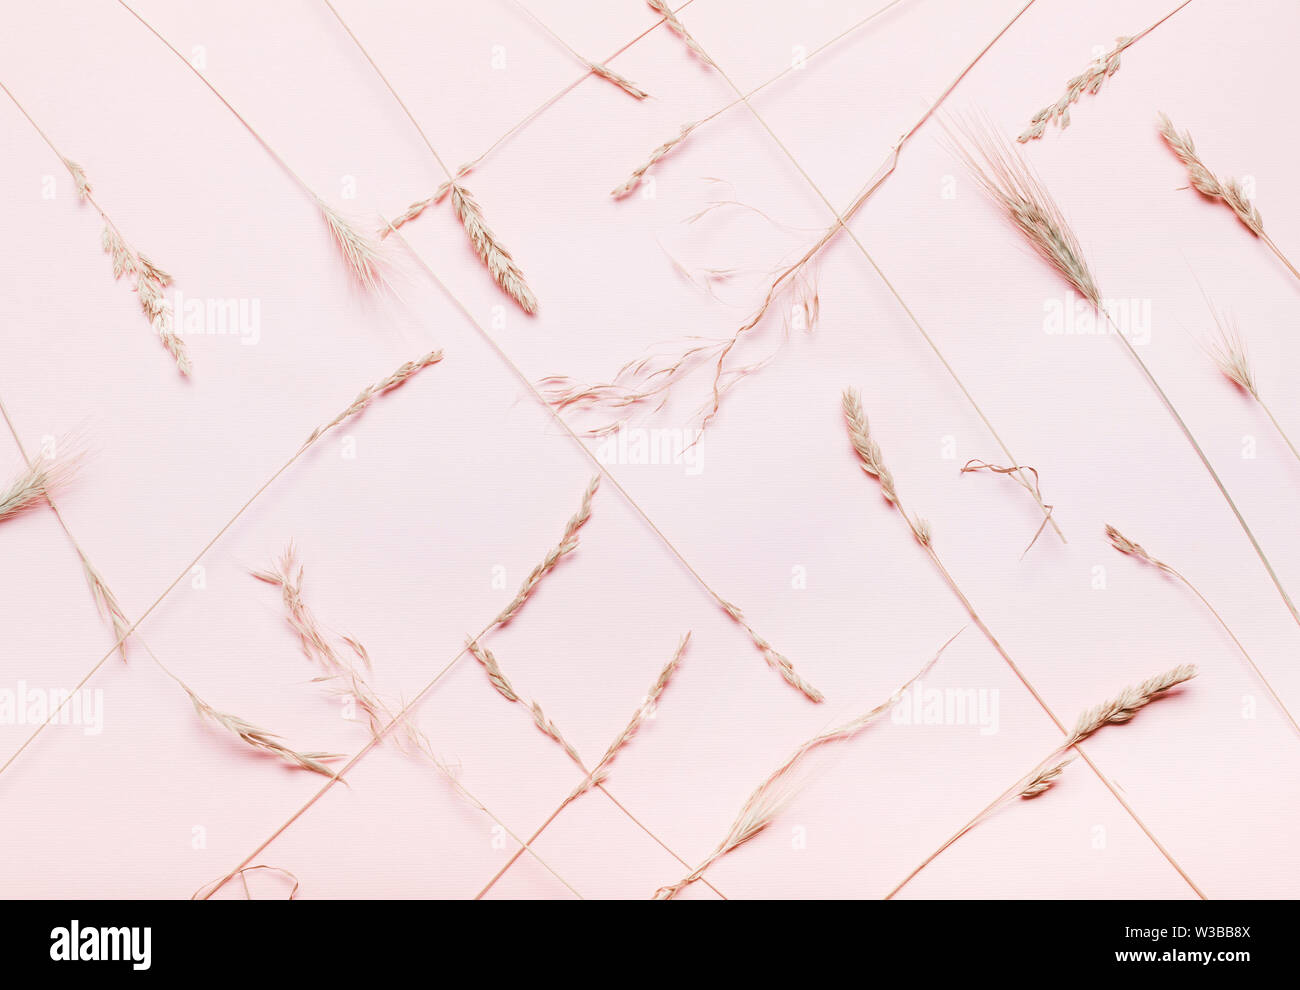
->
[1, 0, 1297, 899]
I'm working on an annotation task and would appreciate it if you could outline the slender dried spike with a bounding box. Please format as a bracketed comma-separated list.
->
[655, 632, 959, 899]
[1157, 113, 1264, 236]
[612, 122, 700, 198]
[1019, 756, 1073, 798]
[466, 638, 520, 703]
[448, 184, 538, 314]
[1105, 524, 1175, 577]
[185, 687, 341, 777]
[492, 476, 599, 628]
[80, 554, 131, 662]
[1019, 37, 1132, 141]
[316, 198, 388, 291]
[645, 0, 715, 67]
[587, 61, 649, 99]
[719, 599, 823, 703]
[301, 350, 443, 449]
[841, 388, 898, 506]
[99, 223, 191, 374]
[572, 633, 690, 798]
[1065, 664, 1198, 748]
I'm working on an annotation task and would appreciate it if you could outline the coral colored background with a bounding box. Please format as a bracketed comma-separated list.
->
[1, 0, 1298, 899]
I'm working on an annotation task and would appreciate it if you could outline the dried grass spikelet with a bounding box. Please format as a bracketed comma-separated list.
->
[571, 632, 690, 799]
[0, 454, 76, 524]
[80, 554, 131, 662]
[466, 638, 519, 703]
[1019, 36, 1132, 141]
[184, 685, 340, 777]
[654, 632, 959, 899]
[948, 116, 1101, 306]
[62, 157, 92, 200]
[612, 122, 700, 198]
[645, 0, 715, 67]
[1205, 312, 1257, 398]
[1065, 664, 1197, 748]
[841, 388, 930, 547]
[719, 599, 823, 703]
[1157, 113, 1263, 236]
[100, 223, 191, 374]
[1106, 523, 1300, 735]
[493, 476, 600, 628]
[315, 197, 389, 292]
[448, 184, 538, 315]
[1019, 756, 1073, 798]
[252, 543, 345, 675]
[300, 349, 443, 450]
[587, 61, 649, 99]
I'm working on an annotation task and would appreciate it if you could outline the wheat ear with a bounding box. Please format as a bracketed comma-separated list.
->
[0, 455, 75, 524]
[654, 631, 960, 899]
[886, 664, 1197, 898]
[1107, 525, 1300, 736]
[952, 115, 1300, 634]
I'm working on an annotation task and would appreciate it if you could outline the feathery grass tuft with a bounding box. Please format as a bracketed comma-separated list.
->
[316, 198, 389, 292]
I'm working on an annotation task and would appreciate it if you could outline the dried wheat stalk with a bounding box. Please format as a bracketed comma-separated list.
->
[842, 389, 929, 545]
[587, 61, 649, 100]
[886, 664, 1197, 898]
[654, 632, 959, 899]
[448, 184, 538, 314]
[63, 157, 92, 199]
[952, 115, 1300, 632]
[1019, 0, 1193, 140]
[0, 456, 74, 524]
[100, 221, 190, 375]
[646, 0, 715, 66]
[1107, 524, 1300, 735]
[612, 123, 701, 198]
[719, 599, 823, 703]
[466, 638, 520, 703]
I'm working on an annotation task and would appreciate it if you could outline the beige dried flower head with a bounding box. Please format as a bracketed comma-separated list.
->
[645, 0, 715, 67]
[62, 157, 92, 200]
[1065, 664, 1197, 747]
[612, 122, 700, 198]
[100, 224, 190, 374]
[588, 61, 649, 100]
[316, 198, 389, 292]
[949, 115, 1101, 306]
[1105, 524, 1173, 576]
[185, 687, 340, 777]
[1157, 113, 1263, 236]
[448, 184, 538, 314]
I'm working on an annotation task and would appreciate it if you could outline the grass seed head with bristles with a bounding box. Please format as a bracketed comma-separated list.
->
[301, 349, 443, 450]
[80, 554, 132, 662]
[448, 184, 538, 314]
[948, 115, 1102, 307]
[1064, 664, 1197, 748]
[1157, 113, 1264, 236]
[1203, 309, 1258, 399]
[316, 198, 389, 292]
[63, 157, 92, 200]
[185, 687, 340, 777]
[0, 454, 76, 525]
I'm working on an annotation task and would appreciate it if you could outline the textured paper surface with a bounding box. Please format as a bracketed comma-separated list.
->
[1, 0, 1297, 899]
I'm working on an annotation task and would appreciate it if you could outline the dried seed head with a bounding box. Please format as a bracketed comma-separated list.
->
[841, 388, 898, 505]
[949, 116, 1101, 307]
[448, 184, 538, 314]
[1019, 37, 1131, 142]
[317, 198, 389, 291]
[1157, 113, 1264, 236]
[1020, 756, 1074, 798]
[1065, 664, 1197, 747]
